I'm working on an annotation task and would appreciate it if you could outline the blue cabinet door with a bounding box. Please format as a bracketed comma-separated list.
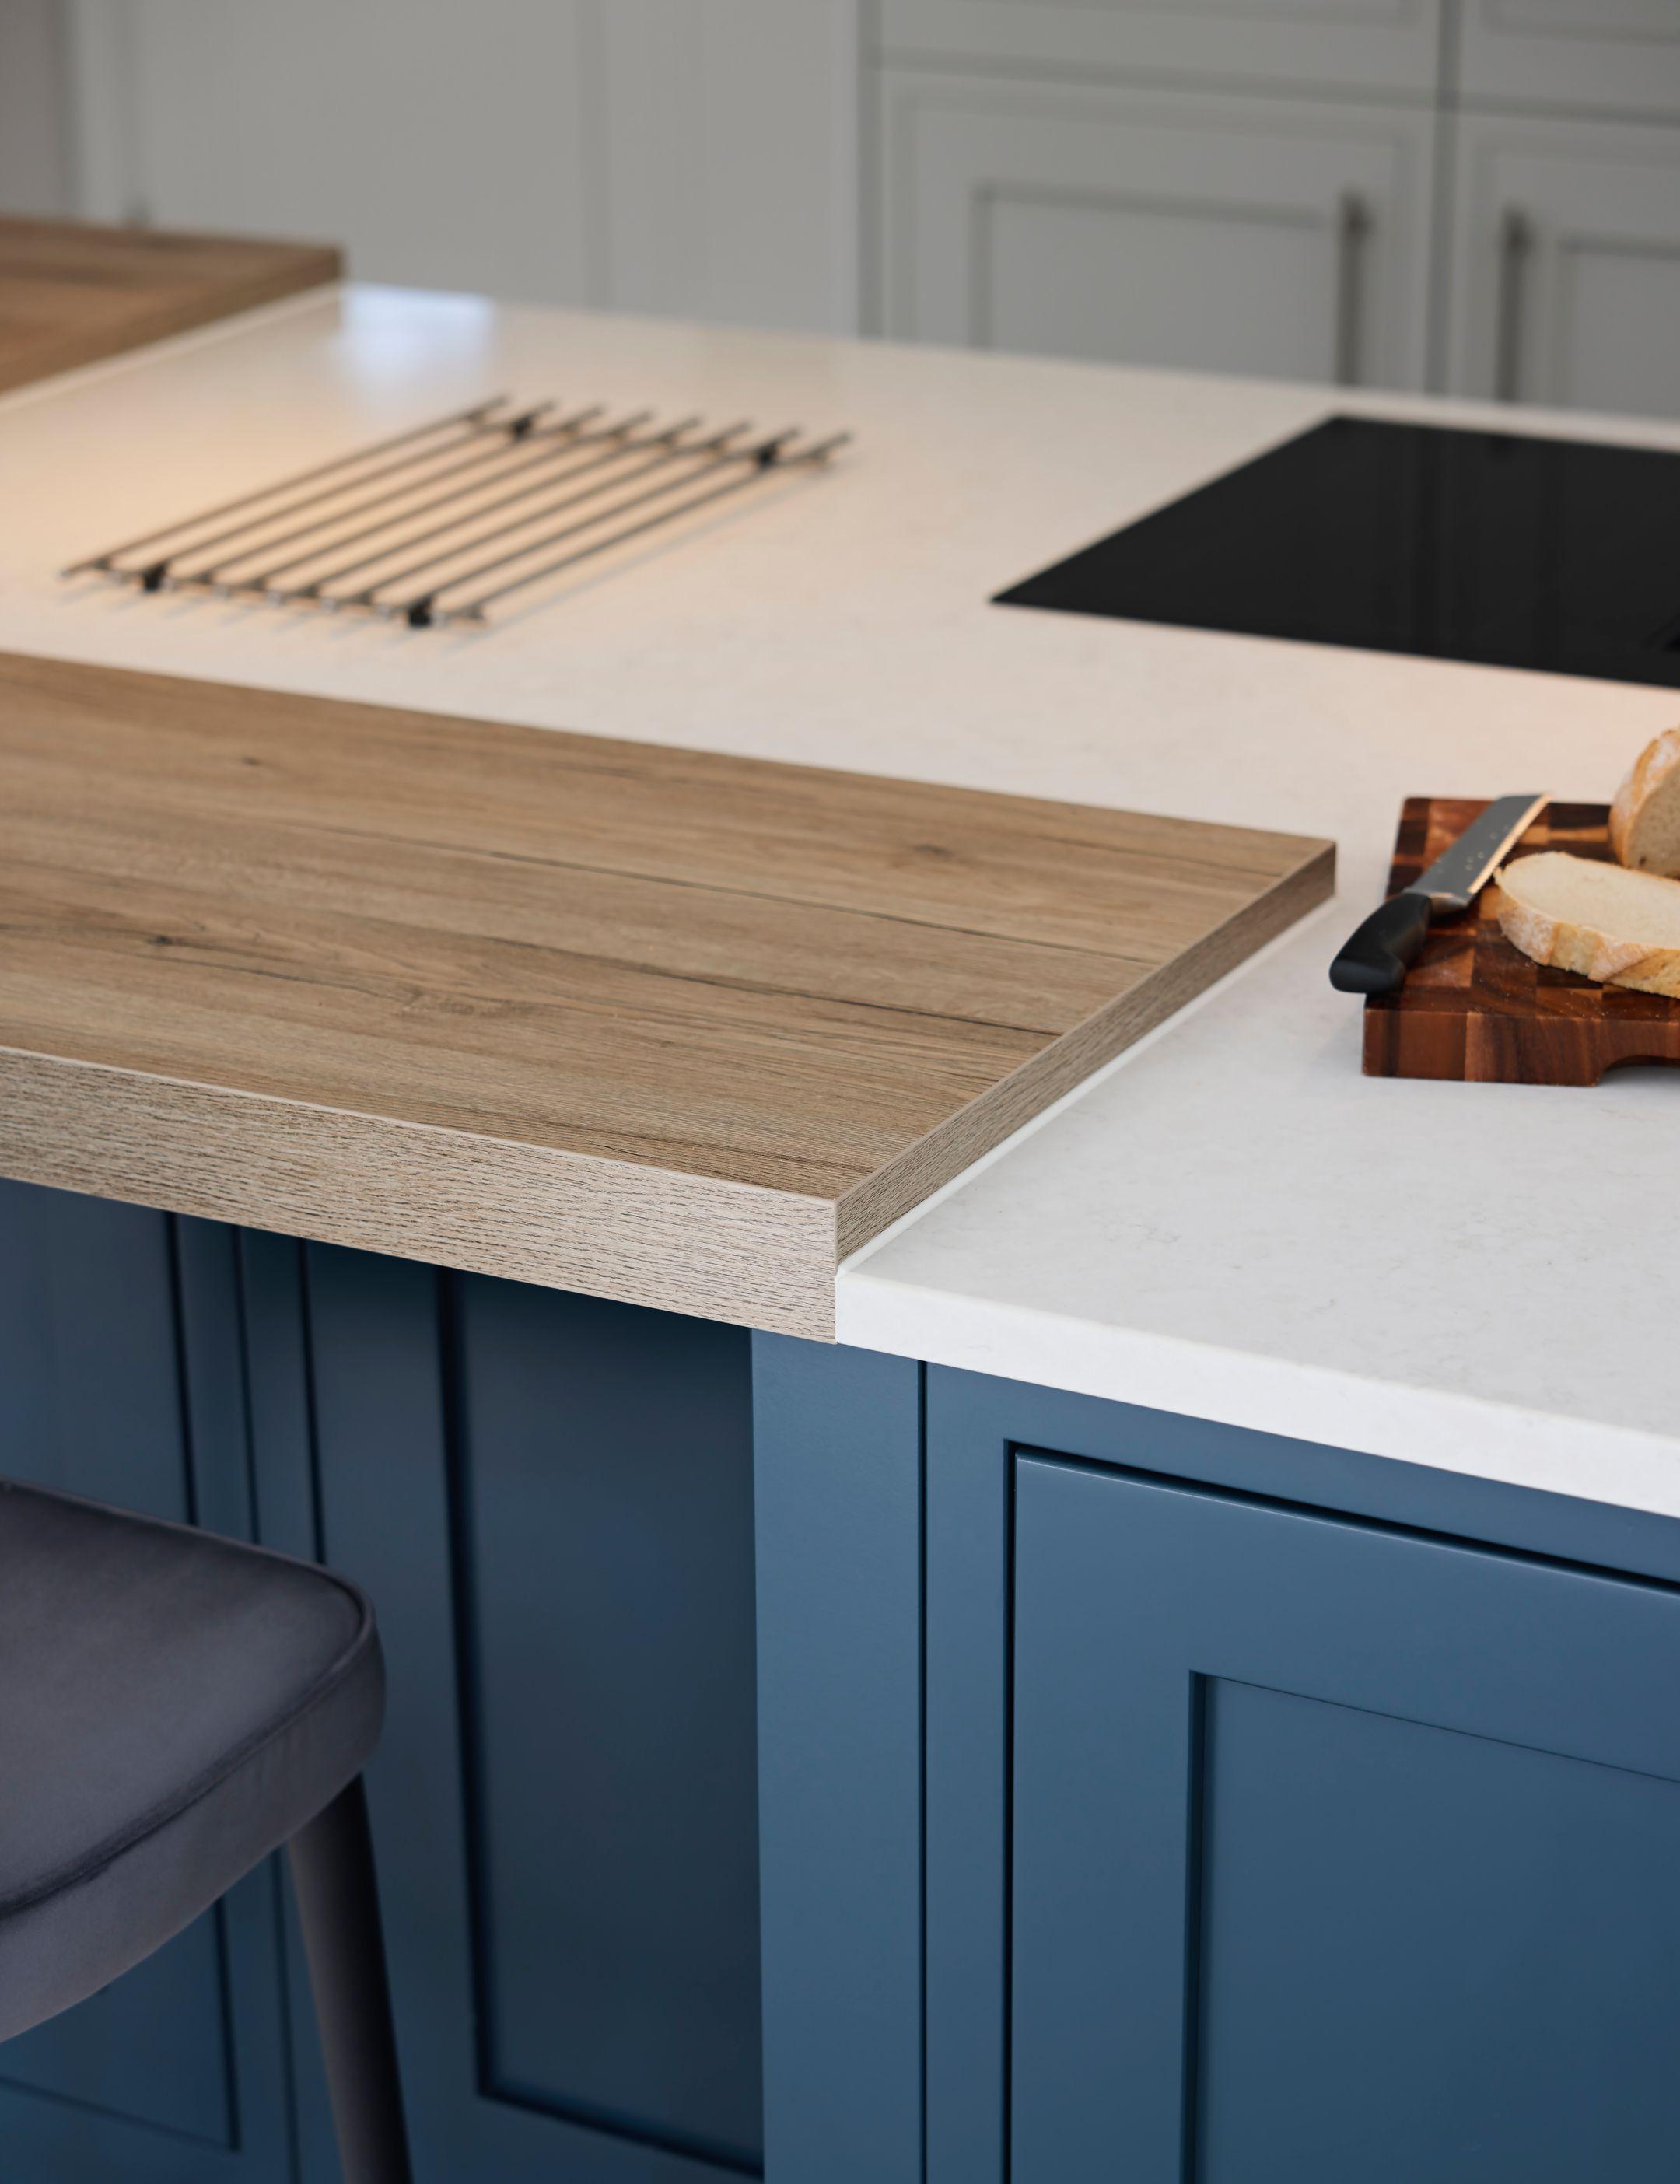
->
[284, 1242, 765, 2183]
[0, 1182, 295, 2183]
[1012, 1454, 1680, 2184]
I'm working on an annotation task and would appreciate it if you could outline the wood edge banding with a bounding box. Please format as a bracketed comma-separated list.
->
[0, 1048, 838, 1340]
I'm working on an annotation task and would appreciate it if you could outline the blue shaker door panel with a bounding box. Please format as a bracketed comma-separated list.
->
[300, 1244, 763, 2183]
[751, 1334, 925, 2184]
[0, 1183, 293, 2182]
[455, 1272, 761, 2168]
[1011, 1454, 1680, 2184]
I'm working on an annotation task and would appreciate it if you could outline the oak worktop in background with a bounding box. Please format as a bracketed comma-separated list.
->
[0, 217, 340, 396]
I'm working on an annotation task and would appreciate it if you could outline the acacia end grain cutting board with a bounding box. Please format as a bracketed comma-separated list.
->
[0, 654, 1332, 1335]
[1365, 796, 1680, 1087]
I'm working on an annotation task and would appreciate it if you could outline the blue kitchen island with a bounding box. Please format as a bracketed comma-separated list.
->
[5, 280, 1680, 2184]
[10, 1186, 1680, 2184]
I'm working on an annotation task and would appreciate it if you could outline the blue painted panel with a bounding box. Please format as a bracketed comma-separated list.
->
[0, 1185, 293, 2181]
[924, 1364, 1680, 2184]
[751, 1335, 924, 2184]
[455, 1275, 761, 2167]
[239, 1228, 322, 1561]
[303, 1244, 762, 2183]
[923, 1374, 1010, 2184]
[1010, 1454, 1680, 2184]
[932, 1365, 1680, 1588]
[236, 1227, 345, 2184]
[1196, 1677, 1680, 2180]
[298, 1242, 483, 2184]
[0, 1176, 192, 1517]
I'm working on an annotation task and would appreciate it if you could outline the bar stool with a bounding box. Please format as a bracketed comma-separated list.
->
[0, 1475, 411, 2184]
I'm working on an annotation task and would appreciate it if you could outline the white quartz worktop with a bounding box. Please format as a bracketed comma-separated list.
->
[2, 284, 1678, 1514]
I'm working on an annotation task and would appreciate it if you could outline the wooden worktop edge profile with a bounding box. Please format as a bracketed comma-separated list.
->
[0, 838, 1332, 1341]
[0, 1046, 840, 1339]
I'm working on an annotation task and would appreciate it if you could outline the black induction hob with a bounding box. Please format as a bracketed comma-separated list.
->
[995, 415, 1680, 691]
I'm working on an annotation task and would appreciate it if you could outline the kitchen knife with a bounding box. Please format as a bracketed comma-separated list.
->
[1330, 793, 1549, 996]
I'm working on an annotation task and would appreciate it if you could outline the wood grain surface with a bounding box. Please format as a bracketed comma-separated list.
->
[0, 218, 340, 397]
[1364, 798, 1680, 1087]
[0, 653, 1332, 1334]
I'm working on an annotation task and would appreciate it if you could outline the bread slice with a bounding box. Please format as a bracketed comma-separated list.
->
[1610, 726, 1680, 874]
[1493, 852, 1680, 997]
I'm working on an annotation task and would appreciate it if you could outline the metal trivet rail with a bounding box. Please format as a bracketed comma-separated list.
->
[64, 396, 850, 629]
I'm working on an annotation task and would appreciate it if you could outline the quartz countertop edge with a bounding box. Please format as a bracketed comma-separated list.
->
[836, 1273, 1680, 1524]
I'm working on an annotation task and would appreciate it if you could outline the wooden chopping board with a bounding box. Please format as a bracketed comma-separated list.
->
[1364, 796, 1680, 1087]
[0, 653, 1333, 1339]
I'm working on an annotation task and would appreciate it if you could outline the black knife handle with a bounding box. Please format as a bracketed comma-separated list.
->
[1329, 890, 1433, 996]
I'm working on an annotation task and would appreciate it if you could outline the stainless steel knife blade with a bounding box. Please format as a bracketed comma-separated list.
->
[1412, 793, 1549, 909]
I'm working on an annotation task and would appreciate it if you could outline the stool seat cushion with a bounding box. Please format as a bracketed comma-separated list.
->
[0, 1478, 382, 2041]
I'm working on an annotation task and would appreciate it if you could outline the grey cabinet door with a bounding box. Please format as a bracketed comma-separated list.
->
[880, 74, 1435, 389]
[1012, 1452, 1680, 2183]
[1458, 0, 1680, 122]
[1447, 114, 1680, 416]
[880, 0, 1444, 98]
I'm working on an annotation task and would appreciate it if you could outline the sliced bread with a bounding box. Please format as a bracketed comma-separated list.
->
[1493, 852, 1680, 998]
[1609, 726, 1680, 874]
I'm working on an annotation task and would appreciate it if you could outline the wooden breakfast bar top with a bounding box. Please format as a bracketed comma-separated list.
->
[0, 652, 1332, 1335]
[0, 217, 341, 397]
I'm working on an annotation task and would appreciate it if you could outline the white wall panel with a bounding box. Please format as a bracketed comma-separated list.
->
[64, 0, 864, 333]
[880, 0, 1444, 100]
[1458, 1, 1680, 121]
[0, 0, 73, 215]
[598, 0, 863, 333]
[68, 0, 597, 305]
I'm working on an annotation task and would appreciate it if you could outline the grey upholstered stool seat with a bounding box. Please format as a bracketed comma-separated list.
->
[0, 1475, 411, 2182]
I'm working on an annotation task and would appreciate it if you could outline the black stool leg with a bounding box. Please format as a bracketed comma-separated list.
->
[287, 1776, 413, 2184]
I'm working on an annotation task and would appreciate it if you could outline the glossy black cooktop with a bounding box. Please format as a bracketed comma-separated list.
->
[995, 415, 1680, 690]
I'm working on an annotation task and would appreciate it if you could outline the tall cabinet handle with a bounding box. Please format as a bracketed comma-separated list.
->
[1494, 207, 1534, 403]
[1334, 191, 1372, 387]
